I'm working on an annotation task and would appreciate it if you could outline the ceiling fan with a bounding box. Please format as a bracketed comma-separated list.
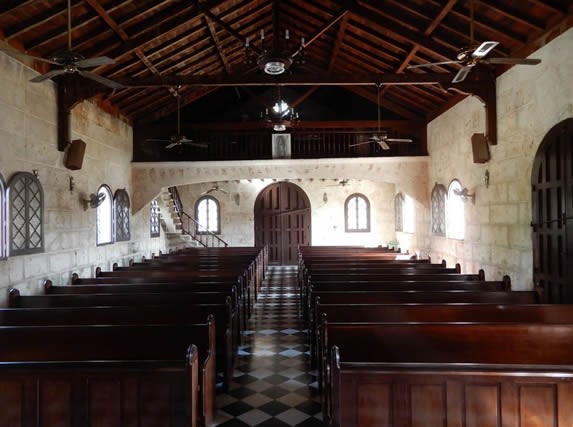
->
[146, 86, 208, 150]
[201, 184, 228, 195]
[406, 0, 540, 83]
[1, 0, 123, 89]
[349, 84, 413, 150]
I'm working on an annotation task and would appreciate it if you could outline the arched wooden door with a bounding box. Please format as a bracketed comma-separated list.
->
[532, 118, 573, 303]
[254, 182, 311, 265]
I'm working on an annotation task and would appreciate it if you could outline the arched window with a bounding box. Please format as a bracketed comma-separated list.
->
[447, 179, 465, 240]
[114, 189, 130, 242]
[8, 172, 44, 255]
[345, 193, 370, 232]
[394, 193, 404, 232]
[0, 173, 6, 258]
[150, 199, 160, 238]
[195, 196, 220, 234]
[431, 183, 447, 236]
[96, 185, 113, 245]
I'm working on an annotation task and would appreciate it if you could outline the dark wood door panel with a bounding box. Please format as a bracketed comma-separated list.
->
[255, 182, 311, 265]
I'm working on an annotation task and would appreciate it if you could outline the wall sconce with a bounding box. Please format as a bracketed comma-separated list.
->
[233, 193, 240, 206]
[454, 187, 475, 204]
[32, 169, 39, 178]
[69, 176, 75, 192]
[484, 169, 490, 188]
[323, 192, 328, 204]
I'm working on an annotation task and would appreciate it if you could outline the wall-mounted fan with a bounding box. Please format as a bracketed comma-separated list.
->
[349, 84, 413, 150]
[146, 86, 208, 149]
[1, 0, 123, 89]
[325, 179, 350, 188]
[85, 192, 106, 209]
[406, 0, 540, 83]
[201, 184, 228, 195]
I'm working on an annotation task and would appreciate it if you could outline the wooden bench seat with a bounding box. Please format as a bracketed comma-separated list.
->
[0, 320, 217, 427]
[324, 323, 573, 427]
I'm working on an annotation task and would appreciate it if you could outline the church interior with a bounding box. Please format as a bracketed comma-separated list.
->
[0, 1, 572, 426]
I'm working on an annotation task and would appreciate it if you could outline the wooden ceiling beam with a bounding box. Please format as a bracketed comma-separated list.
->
[291, 87, 319, 108]
[116, 72, 459, 87]
[205, 16, 232, 74]
[291, 9, 349, 58]
[84, 0, 129, 41]
[204, 10, 260, 55]
[328, 14, 349, 72]
[335, 0, 455, 62]
[526, 0, 569, 16]
[4, 2, 72, 41]
[381, 0, 458, 97]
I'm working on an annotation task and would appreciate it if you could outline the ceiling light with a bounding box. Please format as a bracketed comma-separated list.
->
[246, 29, 305, 76]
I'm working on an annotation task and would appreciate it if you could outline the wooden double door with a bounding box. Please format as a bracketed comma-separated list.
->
[254, 182, 311, 265]
[532, 118, 573, 303]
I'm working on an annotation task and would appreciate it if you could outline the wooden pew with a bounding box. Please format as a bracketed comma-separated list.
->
[0, 320, 217, 427]
[325, 323, 573, 427]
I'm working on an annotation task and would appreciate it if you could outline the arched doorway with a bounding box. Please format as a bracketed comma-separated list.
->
[531, 118, 573, 303]
[254, 182, 311, 265]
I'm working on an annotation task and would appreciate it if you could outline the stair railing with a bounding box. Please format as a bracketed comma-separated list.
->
[168, 186, 228, 248]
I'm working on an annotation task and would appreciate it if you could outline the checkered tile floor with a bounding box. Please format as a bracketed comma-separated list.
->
[214, 266, 322, 426]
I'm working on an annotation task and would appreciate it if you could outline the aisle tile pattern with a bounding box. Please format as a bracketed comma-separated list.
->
[215, 266, 322, 426]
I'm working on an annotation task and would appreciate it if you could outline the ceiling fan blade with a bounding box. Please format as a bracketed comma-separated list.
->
[385, 138, 413, 143]
[182, 141, 209, 149]
[165, 142, 179, 149]
[483, 57, 541, 65]
[377, 140, 391, 150]
[77, 70, 124, 89]
[349, 141, 371, 147]
[30, 69, 66, 82]
[407, 60, 462, 69]
[76, 56, 115, 68]
[472, 41, 499, 58]
[452, 66, 472, 83]
[146, 138, 171, 143]
[0, 49, 61, 65]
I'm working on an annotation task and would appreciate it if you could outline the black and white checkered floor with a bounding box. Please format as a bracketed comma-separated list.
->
[214, 266, 322, 426]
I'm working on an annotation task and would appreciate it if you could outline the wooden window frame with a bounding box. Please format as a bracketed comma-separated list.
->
[344, 193, 371, 232]
[431, 183, 447, 236]
[114, 189, 131, 242]
[8, 172, 44, 256]
[96, 184, 114, 246]
[195, 195, 221, 235]
[150, 199, 160, 238]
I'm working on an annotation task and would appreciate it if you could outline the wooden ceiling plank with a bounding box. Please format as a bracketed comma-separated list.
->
[476, 0, 545, 31]
[84, 0, 130, 41]
[336, 0, 455, 61]
[0, 0, 35, 17]
[5, 3, 72, 41]
[84, 0, 223, 61]
[204, 10, 258, 55]
[291, 9, 349, 58]
[205, 16, 232, 74]
[526, 0, 569, 16]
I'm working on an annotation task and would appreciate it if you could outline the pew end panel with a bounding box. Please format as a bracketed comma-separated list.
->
[329, 346, 573, 427]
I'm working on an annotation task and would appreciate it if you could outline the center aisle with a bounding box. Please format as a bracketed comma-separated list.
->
[215, 266, 323, 426]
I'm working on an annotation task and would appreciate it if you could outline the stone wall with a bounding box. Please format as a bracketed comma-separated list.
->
[176, 179, 397, 247]
[411, 29, 573, 289]
[0, 52, 168, 305]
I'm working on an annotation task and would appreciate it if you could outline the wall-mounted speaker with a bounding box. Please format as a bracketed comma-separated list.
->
[471, 133, 490, 164]
[64, 139, 86, 170]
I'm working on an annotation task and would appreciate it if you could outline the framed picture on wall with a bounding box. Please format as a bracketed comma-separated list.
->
[272, 133, 291, 159]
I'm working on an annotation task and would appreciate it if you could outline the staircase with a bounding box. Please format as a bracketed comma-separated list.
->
[157, 187, 228, 250]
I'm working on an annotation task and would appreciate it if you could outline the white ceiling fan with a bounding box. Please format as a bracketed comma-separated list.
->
[201, 184, 228, 195]
[1, 0, 123, 89]
[349, 84, 413, 150]
[146, 86, 208, 150]
[406, 0, 540, 83]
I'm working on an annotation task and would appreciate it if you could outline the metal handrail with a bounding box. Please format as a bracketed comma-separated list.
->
[168, 186, 228, 248]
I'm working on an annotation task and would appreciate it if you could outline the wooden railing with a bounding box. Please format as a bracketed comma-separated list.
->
[168, 187, 228, 248]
